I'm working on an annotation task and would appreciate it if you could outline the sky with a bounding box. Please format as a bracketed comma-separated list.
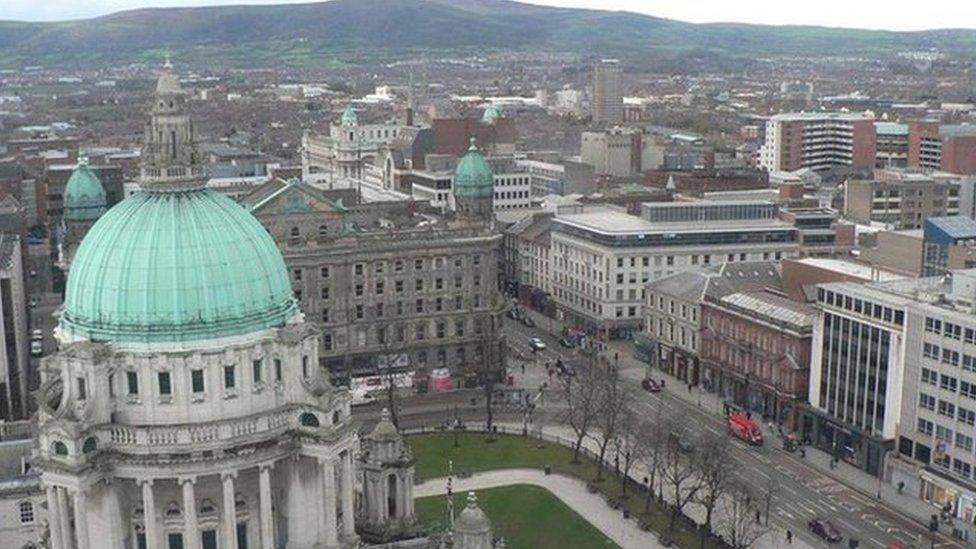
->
[1, 0, 974, 31]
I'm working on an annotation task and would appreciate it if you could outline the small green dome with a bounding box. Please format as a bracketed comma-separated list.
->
[453, 138, 494, 199]
[64, 158, 107, 221]
[341, 105, 358, 127]
[62, 189, 297, 343]
[481, 105, 500, 124]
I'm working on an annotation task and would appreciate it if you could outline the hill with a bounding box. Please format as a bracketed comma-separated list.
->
[1, 0, 974, 68]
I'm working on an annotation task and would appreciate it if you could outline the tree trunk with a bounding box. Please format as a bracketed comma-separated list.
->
[573, 433, 585, 463]
[700, 505, 714, 549]
[485, 382, 494, 438]
[596, 439, 610, 480]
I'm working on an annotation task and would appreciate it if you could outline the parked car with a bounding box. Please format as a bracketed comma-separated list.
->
[668, 431, 694, 453]
[641, 378, 662, 393]
[559, 337, 574, 348]
[528, 337, 546, 352]
[521, 315, 535, 327]
[30, 340, 43, 356]
[807, 518, 842, 542]
[31, 329, 43, 341]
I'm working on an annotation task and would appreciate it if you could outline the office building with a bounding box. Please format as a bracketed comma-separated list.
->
[592, 59, 623, 124]
[550, 204, 799, 338]
[922, 216, 976, 277]
[875, 122, 910, 168]
[909, 123, 976, 175]
[844, 172, 960, 229]
[758, 112, 877, 173]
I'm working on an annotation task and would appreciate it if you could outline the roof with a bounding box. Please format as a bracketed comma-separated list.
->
[875, 122, 909, 136]
[453, 138, 494, 199]
[340, 105, 358, 127]
[939, 125, 976, 138]
[792, 257, 905, 282]
[556, 210, 792, 236]
[62, 189, 298, 344]
[770, 111, 872, 122]
[719, 290, 815, 330]
[63, 158, 107, 221]
[646, 270, 711, 303]
[924, 216, 976, 245]
[705, 261, 783, 300]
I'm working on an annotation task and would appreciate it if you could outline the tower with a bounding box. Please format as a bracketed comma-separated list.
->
[60, 157, 107, 272]
[36, 60, 359, 549]
[592, 59, 623, 124]
[451, 138, 494, 220]
[358, 409, 419, 542]
[453, 492, 492, 549]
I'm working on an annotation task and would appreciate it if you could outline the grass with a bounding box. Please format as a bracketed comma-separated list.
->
[408, 432, 724, 549]
[416, 484, 619, 549]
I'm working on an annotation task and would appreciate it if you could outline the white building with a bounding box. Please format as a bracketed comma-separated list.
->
[549, 205, 799, 338]
[33, 63, 410, 549]
[302, 106, 404, 181]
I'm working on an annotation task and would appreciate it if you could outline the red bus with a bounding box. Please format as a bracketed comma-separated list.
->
[727, 414, 763, 445]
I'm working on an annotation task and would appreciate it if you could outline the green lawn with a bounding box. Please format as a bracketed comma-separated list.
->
[408, 432, 723, 549]
[415, 484, 619, 549]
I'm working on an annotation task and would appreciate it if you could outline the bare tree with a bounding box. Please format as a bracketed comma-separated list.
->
[760, 473, 777, 527]
[695, 432, 735, 548]
[719, 482, 770, 549]
[616, 408, 643, 498]
[559, 355, 601, 463]
[377, 349, 406, 429]
[588, 365, 627, 480]
[637, 413, 666, 513]
[661, 419, 703, 534]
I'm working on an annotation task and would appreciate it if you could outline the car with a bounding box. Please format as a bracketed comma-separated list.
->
[555, 359, 576, 377]
[559, 337, 574, 348]
[807, 518, 842, 543]
[668, 431, 693, 453]
[521, 315, 535, 327]
[506, 308, 519, 320]
[641, 378, 662, 393]
[31, 329, 43, 341]
[30, 340, 43, 356]
[351, 391, 377, 407]
[528, 337, 546, 352]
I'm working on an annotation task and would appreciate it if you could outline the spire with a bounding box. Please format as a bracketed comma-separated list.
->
[163, 51, 173, 70]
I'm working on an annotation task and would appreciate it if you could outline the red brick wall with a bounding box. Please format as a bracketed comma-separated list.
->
[908, 122, 939, 167]
[851, 119, 878, 169]
[432, 118, 516, 157]
[942, 135, 976, 175]
[780, 259, 870, 302]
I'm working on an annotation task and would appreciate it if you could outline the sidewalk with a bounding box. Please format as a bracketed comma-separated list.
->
[601, 336, 946, 538]
[415, 468, 666, 549]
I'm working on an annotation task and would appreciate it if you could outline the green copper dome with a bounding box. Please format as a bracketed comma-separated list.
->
[64, 159, 107, 221]
[62, 189, 297, 343]
[481, 105, 499, 124]
[453, 138, 494, 199]
[340, 105, 358, 127]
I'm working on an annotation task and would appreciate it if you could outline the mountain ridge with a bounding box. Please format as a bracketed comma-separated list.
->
[0, 0, 973, 69]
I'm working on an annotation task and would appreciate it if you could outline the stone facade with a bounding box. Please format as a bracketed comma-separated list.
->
[244, 179, 507, 385]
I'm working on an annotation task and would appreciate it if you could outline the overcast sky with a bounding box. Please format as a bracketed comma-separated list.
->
[1, 0, 974, 31]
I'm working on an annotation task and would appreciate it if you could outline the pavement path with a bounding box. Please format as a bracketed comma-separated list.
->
[415, 468, 666, 549]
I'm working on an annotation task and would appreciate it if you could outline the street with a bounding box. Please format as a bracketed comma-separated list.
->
[350, 310, 965, 548]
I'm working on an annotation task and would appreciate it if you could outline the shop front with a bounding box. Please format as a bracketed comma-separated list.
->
[801, 409, 892, 477]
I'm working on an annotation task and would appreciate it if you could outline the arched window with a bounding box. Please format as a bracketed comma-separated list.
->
[332, 410, 340, 425]
[52, 441, 68, 456]
[82, 437, 97, 454]
[299, 413, 319, 427]
[199, 499, 217, 515]
[319, 225, 328, 237]
[234, 493, 247, 510]
[387, 475, 398, 518]
[165, 502, 182, 517]
[290, 227, 300, 238]
[19, 501, 35, 524]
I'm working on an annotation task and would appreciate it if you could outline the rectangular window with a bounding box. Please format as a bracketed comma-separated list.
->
[158, 372, 172, 396]
[302, 356, 309, 378]
[274, 358, 282, 382]
[938, 400, 956, 418]
[416, 279, 424, 291]
[354, 263, 364, 276]
[414, 259, 423, 270]
[252, 359, 263, 383]
[77, 377, 87, 400]
[224, 366, 236, 389]
[320, 266, 330, 278]
[959, 407, 976, 426]
[127, 372, 139, 395]
[191, 369, 205, 393]
[941, 374, 959, 392]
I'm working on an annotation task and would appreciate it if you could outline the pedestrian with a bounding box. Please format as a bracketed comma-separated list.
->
[687, 383, 692, 393]
[786, 530, 793, 544]
[754, 510, 761, 524]
[660, 378, 666, 388]
[521, 364, 525, 375]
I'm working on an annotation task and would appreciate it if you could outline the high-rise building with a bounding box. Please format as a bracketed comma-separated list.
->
[758, 112, 877, 172]
[591, 59, 623, 124]
[35, 62, 371, 549]
[0, 233, 28, 421]
[909, 123, 976, 175]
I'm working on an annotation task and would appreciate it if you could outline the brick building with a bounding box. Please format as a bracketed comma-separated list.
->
[909, 122, 976, 175]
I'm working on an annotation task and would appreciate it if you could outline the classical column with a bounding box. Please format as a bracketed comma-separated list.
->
[181, 477, 200, 549]
[57, 487, 72, 549]
[46, 486, 64, 549]
[340, 452, 356, 538]
[221, 472, 240, 549]
[258, 464, 275, 549]
[73, 489, 90, 549]
[141, 480, 159, 549]
[404, 471, 415, 518]
[320, 459, 338, 547]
